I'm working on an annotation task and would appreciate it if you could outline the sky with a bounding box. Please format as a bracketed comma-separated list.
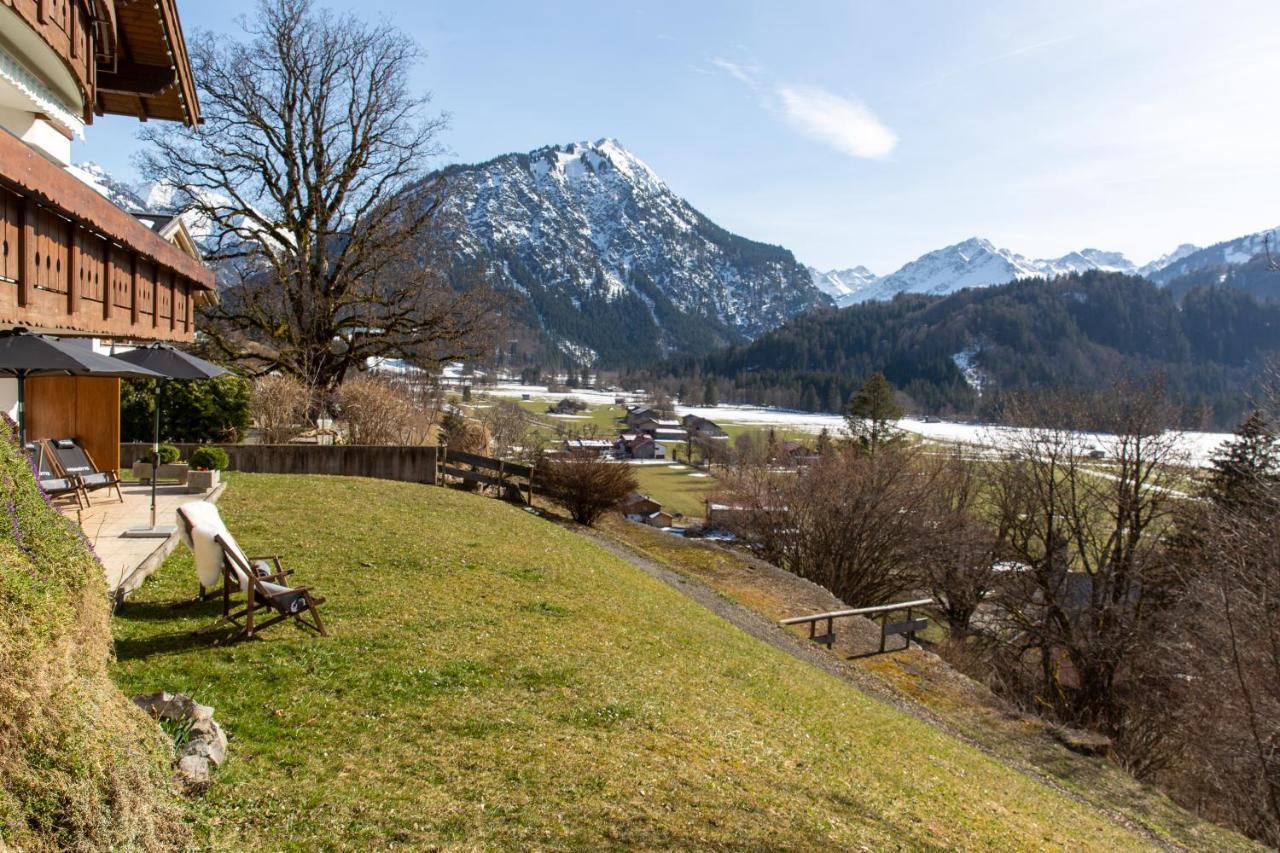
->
[76, 0, 1280, 273]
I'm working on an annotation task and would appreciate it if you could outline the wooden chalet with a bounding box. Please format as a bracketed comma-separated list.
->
[0, 0, 212, 471]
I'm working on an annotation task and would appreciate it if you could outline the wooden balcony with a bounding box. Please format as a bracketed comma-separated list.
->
[3, 0, 201, 126]
[0, 127, 214, 342]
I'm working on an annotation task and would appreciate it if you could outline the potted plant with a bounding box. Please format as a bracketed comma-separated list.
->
[186, 446, 229, 493]
[131, 444, 189, 485]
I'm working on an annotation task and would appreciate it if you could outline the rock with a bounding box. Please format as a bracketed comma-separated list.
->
[1050, 725, 1112, 757]
[133, 691, 228, 786]
[183, 719, 228, 767]
[177, 754, 210, 787]
[132, 691, 213, 723]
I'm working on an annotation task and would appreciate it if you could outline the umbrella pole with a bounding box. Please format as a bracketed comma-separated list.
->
[150, 382, 161, 529]
[16, 374, 24, 446]
[123, 380, 175, 539]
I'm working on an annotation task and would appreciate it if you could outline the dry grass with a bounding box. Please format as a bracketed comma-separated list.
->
[105, 473, 1191, 849]
[0, 425, 186, 851]
[599, 516, 1259, 852]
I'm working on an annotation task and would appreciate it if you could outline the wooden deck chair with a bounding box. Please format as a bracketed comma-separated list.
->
[24, 441, 85, 509]
[47, 438, 123, 505]
[191, 522, 327, 639]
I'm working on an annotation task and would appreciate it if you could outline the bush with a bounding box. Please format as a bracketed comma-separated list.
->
[333, 375, 433, 445]
[157, 444, 181, 464]
[188, 446, 230, 471]
[251, 375, 312, 444]
[121, 375, 251, 444]
[538, 458, 638, 525]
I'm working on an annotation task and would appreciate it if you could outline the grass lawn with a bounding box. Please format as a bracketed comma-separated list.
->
[114, 473, 1176, 849]
[629, 463, 718, 519]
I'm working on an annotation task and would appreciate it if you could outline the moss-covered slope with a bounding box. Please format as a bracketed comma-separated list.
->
[0, 421, 186, 850]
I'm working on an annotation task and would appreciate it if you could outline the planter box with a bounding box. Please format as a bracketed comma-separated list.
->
[186, 469, 221, 494]
[132, 460, 190, 485]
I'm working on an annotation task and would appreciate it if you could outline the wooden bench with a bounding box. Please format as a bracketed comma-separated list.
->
[780, 598, 933, 654]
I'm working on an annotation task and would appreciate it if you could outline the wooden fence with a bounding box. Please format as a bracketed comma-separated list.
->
[120, 443, 438, 485]
[438, 447, 536, 504]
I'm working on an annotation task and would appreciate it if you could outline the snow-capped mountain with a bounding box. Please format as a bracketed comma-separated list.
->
[1143, 228, 1280, 285]
[808, 266, 879, 304]
[68, 162, 149, 212]
[1138, 243, 1199, 279]
[831, 239, 1162, 304]
[430, 139, 828, 364]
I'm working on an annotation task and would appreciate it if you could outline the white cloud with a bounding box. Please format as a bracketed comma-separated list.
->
[709, 58, 897, 160]
[774, 85, 897, 159]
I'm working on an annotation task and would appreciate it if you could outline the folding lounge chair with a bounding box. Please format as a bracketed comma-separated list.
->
[179, 504, 327, 639]
[47, 438, 123, 504]
[24, 441, 85, 509]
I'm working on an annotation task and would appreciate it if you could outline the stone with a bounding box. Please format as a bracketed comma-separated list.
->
[133, 691, 228, 786]
[1050, 725, 1113, 757]
[183, 719, 228, 766]
[177, 754, 210, 787]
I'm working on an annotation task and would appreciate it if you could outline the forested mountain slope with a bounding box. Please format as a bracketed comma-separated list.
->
[652, 272, 1280, 427]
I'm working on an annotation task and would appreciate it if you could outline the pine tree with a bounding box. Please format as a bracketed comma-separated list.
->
[703, 377, 719, 407]
[1207, 410, 1280, 515]
[800, 386, 820, 412]
[844, 372, 903, 453]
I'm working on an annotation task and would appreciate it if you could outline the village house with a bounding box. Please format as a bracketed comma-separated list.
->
[0, 0, 211, 472]
[561, 437, 615, 459]
[644, 509, 675, 529]
[617, 432, 665, 459]
[619, 492, 661, 521]
[682, 413, 727, 439]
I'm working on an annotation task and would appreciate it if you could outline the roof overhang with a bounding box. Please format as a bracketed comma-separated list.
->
[94, 0, 201, 126]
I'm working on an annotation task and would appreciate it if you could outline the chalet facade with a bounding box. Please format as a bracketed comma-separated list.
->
[0, 0, 211, 470]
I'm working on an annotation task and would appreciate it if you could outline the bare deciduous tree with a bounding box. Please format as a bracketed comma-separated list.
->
[911, 450, 1004, 641]
[984, 383, 1186, 736]
[721, 444, 936, 607]
[141, 0, 500, 390]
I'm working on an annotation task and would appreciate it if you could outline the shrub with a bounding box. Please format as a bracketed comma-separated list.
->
[121, 374, 251, 443]
[538, 458, 638, 526]
[157, 444, 181, 464]
[333, 375, 433, 445]
[251, 375, 312, 444]
[188, 446, 230, 471]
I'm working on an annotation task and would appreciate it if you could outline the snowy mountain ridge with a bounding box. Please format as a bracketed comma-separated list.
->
[430, 138, 828, 364]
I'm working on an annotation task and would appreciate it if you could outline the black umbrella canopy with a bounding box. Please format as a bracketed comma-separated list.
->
[0, 328, 165, 445]
[0, 328, 166, 380]
[111, 342, 228, 380]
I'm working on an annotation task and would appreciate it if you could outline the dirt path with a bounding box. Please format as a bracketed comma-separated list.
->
[573, 525, 1183, 851]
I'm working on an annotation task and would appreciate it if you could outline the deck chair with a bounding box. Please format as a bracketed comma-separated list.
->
[24, 441, 85, 509]
[179, 503, 327, 639]
[47, 438, 123, 504]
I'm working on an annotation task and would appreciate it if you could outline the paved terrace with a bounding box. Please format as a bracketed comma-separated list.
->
[67, 481, 224, 599]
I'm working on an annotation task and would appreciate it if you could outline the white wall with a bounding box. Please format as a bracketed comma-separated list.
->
[0, 377, 17, 424]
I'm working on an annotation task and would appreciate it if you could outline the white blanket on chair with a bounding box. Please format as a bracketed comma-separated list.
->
[190, 523, 231, 590]
[177, 500, 225, 549]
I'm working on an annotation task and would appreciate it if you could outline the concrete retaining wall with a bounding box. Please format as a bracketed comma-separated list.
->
[120, 443, 438, 486]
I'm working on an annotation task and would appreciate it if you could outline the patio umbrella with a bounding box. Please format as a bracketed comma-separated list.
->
[0, 327, 164, 445]
[111, 342, 229, 538]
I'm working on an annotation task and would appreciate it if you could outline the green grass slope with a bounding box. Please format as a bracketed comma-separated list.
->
[0, 422, 185, 850]
[115, 473, 1167, 850]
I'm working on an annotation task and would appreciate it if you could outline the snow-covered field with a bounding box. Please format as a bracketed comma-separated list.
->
[478, 381, 1234, 469]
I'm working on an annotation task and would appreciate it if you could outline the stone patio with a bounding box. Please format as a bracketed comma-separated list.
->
[66, 480, 225, 599]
